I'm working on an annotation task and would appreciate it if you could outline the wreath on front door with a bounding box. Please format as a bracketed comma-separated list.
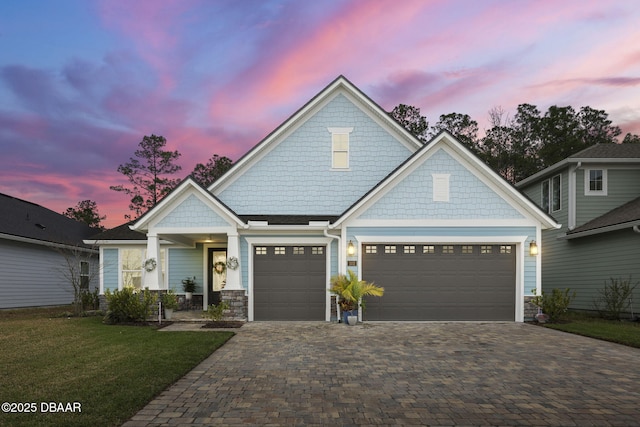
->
[214, 261, 226, 275]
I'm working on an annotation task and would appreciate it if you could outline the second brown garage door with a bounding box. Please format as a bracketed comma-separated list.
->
[361, 244, 516, 321]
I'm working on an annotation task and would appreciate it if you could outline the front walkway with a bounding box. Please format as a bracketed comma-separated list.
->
[124, 322, 640, 426]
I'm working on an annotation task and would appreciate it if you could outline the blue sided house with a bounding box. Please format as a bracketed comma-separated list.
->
[92, 76, 558, 322]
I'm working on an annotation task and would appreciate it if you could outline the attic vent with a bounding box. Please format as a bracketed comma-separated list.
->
[35, 223, 46, 230]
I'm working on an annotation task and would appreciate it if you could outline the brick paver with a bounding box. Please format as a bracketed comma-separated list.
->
[123, 322, 640, 426]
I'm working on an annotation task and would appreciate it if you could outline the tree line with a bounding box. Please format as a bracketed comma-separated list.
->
[63, 134, 232, 229]
[391, 103, 640, 184]
[65, 102, 639, 229]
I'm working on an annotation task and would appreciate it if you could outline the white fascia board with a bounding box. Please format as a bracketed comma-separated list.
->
[344, 218, 540, 228]
[133, 179, 244, 232]
[211, 77, 423, 195]
[442, 140, 561, 230]
[353, 235, 528, 244]
[244, 225, 333, 232]
[334, 132, 559, 230]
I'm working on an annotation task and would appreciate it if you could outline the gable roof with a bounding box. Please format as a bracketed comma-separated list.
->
[131, 176, 246, 232]
[209, 75, 424, 195]
[564, 196, 640, 239]
[516, 143, 640, 187]
[331, 131, 560, 229]
[0, 192, 100, 248]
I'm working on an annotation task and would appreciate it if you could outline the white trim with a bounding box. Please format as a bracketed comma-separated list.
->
[353, 235, 528, 244]
[132, 178, 245, 232]
[332, 133, 560, 230]
[209, 77, 423, 194]
[244, 236, 334, 321]
[344, 218, 541, 228]
[354, 235, 529, 322]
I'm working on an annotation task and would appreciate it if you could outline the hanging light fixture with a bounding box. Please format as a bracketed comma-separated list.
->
[529, 240, 539, 256]
[347, 240, 356, 256]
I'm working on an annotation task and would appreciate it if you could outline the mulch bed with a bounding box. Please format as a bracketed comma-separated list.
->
[201, 321, 245, 329]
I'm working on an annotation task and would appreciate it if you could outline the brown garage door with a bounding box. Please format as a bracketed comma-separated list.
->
[361, 244, 516, 321]
[253, 245, 326, 320]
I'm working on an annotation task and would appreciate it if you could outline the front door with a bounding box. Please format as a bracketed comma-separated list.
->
[207, 248, 227, 306]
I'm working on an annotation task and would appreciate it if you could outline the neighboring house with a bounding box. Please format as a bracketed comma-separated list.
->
[90, 76, 557, 322]
[517, 144, 640, 314]
[0, 193, 100, 309]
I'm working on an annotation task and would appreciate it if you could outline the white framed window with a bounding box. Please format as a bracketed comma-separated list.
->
[274, 247, 286, 255]
[432, 174, 450, 202]
[585, 169, 607, 196]
[541, 174, 561, 212]
[500, 245, 512, 254]
[365, 245, 377, 254]
[120, 248, 165, 289]
[423, 245, 435, 254]
[328, 127, 353, 169]
[403, 245, 415, 254]
[121, 249, 144, 289]
[80, 261, 90, 289]
[462, 245, 473, 254]
[311, 247, 324, 255]
[442, 245, 454, 254]
[480, 245, 492, 254]
[255, 247, 267, 255]
[293, 247, 305, 255]
[384, 245, 396, 254]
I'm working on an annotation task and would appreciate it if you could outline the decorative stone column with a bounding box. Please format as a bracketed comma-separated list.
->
[142, 232, 162, 290]
[220, 230, 246, 320]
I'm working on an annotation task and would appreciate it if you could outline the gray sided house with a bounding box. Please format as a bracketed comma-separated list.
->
[0, 193, 100, 309]
[92, 76, 558, 322]
[517, 144, 640, 314]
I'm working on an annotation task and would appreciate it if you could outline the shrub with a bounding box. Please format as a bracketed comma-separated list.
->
[593, 277, 638, 320]
[204, 301, 230, 322]
[104, 287, 158, 324]
[531, 288, 576, 322]
[80, 288, 100, 310]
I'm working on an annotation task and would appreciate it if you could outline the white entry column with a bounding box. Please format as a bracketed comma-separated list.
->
[225, 230, 242, 290]
[142, 232, 162, 290]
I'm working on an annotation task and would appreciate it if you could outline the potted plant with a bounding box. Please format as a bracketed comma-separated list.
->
[182, 276, 196, 300]
[330, 270, 384, 325]
[161, 290, 178, 320]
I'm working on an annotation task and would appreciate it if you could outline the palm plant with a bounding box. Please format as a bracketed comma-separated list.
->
[330, 270, 384, 314]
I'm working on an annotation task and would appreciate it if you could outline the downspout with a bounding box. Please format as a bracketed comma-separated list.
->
[324, 228, 341, 322]
[633, 226, 640, 234]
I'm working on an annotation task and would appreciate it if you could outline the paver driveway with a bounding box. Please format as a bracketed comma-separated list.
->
[124, 322, 640, 426]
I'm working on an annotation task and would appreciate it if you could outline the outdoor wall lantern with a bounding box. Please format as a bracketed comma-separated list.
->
[529, 240, 539, 256]
[347, 240, 356, 256]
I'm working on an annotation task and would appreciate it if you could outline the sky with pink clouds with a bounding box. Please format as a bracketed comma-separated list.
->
[1, 0, 640, 228]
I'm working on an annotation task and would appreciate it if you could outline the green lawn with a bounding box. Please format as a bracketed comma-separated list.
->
[0, 306, 234, 427]
[542, 312, 640, 348]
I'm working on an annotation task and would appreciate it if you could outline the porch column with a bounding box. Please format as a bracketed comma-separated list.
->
[142, 232, 162, 290]
[225, 230, 242, 290]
